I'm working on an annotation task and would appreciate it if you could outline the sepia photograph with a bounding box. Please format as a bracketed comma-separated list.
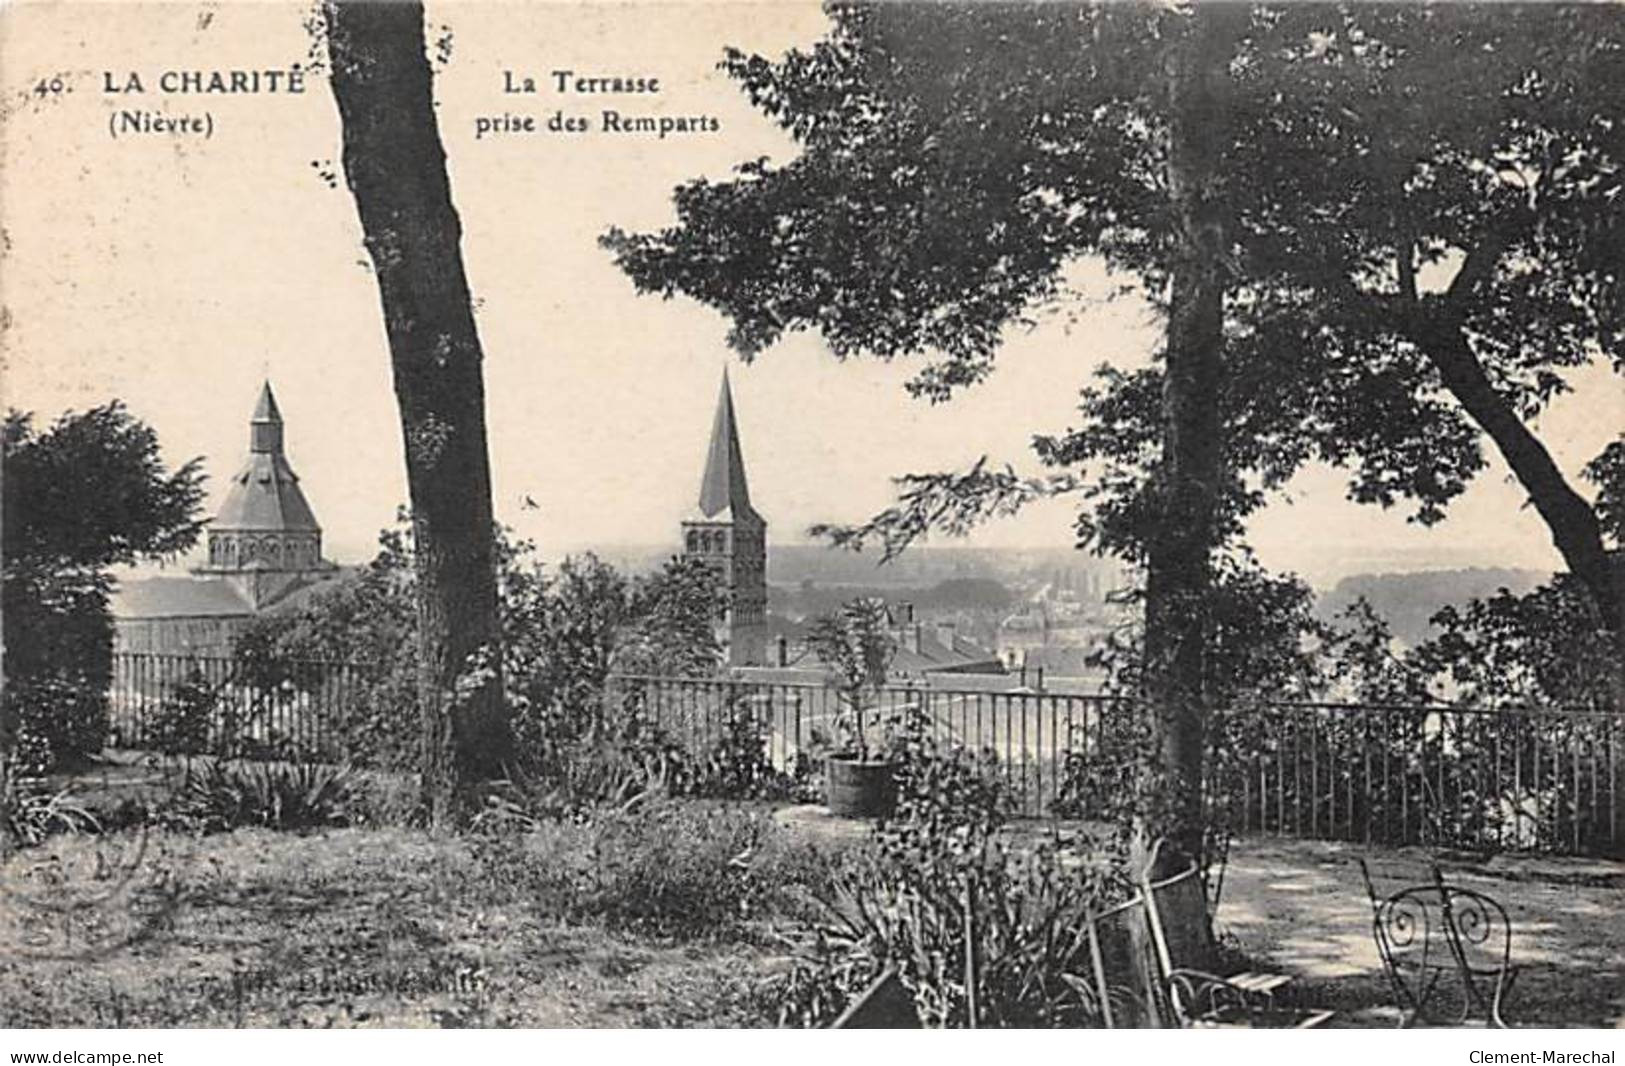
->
[1, 0, 1622, 1044]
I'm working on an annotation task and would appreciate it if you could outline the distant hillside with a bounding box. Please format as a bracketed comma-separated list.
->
[573, 542, 1121, 588]
[1318, 567, 1551, 647]
[765, 544, 1116, 588]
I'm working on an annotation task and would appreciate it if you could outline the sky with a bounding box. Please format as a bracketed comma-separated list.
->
[2, 1, 1617, 591]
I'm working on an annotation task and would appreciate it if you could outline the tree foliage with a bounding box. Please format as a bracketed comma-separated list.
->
[605, 1, 1623, 615]
[2, 403, 204, 772]
[1411, 577, 1619, 711]
[236, 519, 724, 771]
[604, 6, 1624, 861]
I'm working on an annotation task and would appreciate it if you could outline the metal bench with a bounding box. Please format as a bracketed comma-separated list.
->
[1140, 841, 1332, 1028]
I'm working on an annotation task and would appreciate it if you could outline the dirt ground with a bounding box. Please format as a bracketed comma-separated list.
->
[1216, 836, 1625, 1028]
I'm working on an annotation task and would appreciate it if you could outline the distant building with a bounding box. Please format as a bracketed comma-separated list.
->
[112, 382, 342, 655]
[680, 370, 767, 667]
[885, 603, 1004, 680]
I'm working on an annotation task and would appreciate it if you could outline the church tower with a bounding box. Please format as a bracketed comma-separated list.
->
[681, 370, 767, 667]
[195, 382, 329, 609]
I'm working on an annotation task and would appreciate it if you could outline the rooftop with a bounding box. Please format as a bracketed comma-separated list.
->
[212, 381, 322, 534]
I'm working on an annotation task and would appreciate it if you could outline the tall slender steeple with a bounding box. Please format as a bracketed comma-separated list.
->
[681, 369, 768, 667]
[695, 368, 762, 523]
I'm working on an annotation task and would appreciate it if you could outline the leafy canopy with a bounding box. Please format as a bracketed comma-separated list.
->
[3, 402, 204, 771]
[4, 403, 204, 576]
[605, 4, 1623, 565]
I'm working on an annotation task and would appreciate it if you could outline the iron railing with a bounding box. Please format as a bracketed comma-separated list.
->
[604, 673, 1125, 816]
[108, 652, 385, 762]
[104, 655, 1624, 856]
[1209, 700, 1623, 856]
[607, 674, 1625, 856]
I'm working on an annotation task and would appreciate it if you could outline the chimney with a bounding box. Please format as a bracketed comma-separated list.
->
[900, 622, 920, 655]
[775, 634, 789, 667]
[934, 620, 957, 650]
[898, 601, 915, 625]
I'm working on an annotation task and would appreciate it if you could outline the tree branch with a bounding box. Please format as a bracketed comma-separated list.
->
[809, 459, 1083, 562]
[1445, 205, 1534, 310]
[1415, 317, 1621, 633]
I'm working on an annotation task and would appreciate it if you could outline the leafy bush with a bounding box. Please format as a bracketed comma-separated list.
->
[231, 515, 733, 782]
[772, 743, 1128, 1027]
[471, 800, 829, 941]
[690, 694, 812, 801]
[482, 680, 810, 818]
[147, 673, 218, 757]
[487, 730, 694, 822]
[1, 674, 109, 777]
[1, 600, 111, 774]
[164, 760, 363, 833]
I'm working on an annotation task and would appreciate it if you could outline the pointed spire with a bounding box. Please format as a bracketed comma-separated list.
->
[252, 381, 282, 424]
[696, 368, 758, 521]
[250, 381, 284, 454]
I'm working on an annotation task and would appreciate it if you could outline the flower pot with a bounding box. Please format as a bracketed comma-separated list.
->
[825, 756, 897, 819]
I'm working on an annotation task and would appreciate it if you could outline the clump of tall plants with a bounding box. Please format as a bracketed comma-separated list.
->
[162, 760, 364, 833]
[771, 742, 1129, 1027]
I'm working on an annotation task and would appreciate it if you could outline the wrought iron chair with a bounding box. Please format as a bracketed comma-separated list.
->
[1358, 859, 1518, 1027]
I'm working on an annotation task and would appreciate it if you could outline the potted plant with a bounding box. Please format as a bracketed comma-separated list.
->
[806, 597, 900, 818]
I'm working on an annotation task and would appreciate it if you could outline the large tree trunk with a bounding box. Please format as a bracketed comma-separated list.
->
[1418, 317, 1623, 639]
[324, 0, 512, 824]
[1138, 4, 1245, 876]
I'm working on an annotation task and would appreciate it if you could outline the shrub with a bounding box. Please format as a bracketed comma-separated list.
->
[323, 669, 419, 772]
[2, 672, 109, 776]
[488, 683, 810, 816]
[164, 760, 363, 833]
[690, 695, 812, 802]
[482, 708, 697, 823]
[147, 673, 217, 758]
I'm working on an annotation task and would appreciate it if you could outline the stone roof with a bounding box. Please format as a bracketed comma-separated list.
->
[891, 628, 1005, 676]
[212, 382, 321, 533]
[253, 380, 282, 422]
[112, 565, 358, 621]
[112, 577, 253, 619]
[690, 369, 763, 526]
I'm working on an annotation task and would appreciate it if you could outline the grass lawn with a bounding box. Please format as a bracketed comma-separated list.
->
[0, 827, 794, 1027]
[3, 811, 1620, 1028]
